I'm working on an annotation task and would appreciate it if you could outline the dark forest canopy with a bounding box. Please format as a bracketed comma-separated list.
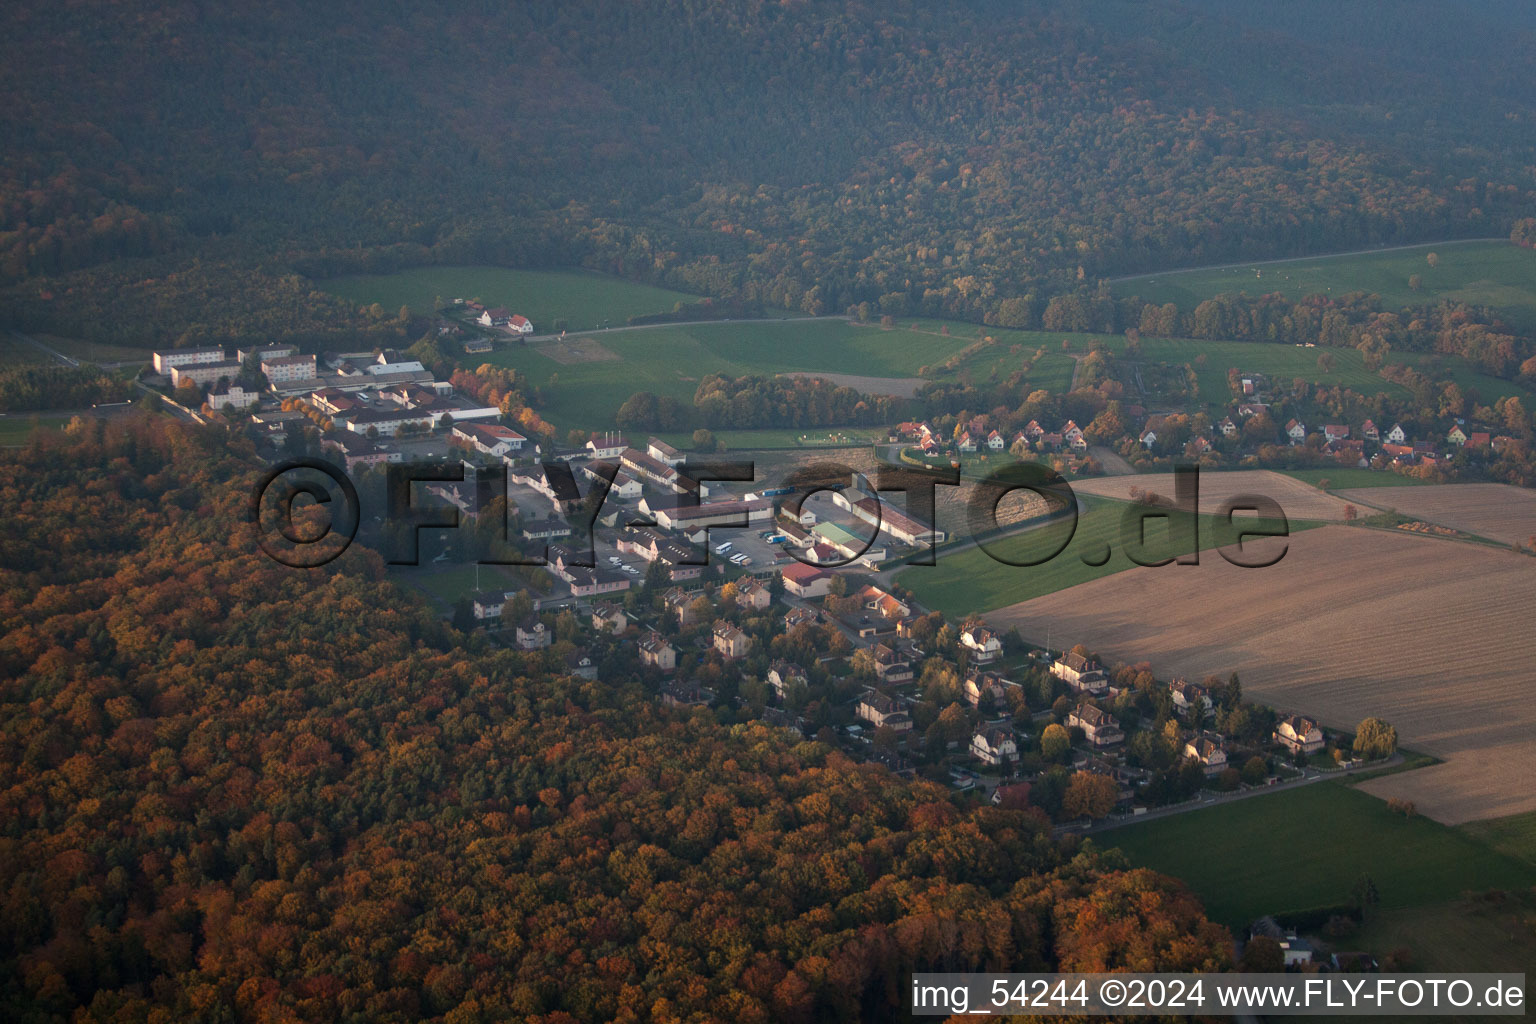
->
[0, 418, 1231, 1021]
[4, 1, 1536, 343]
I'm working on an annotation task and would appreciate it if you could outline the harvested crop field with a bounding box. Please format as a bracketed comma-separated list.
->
[991, 525, 1536, 824]
[1072, 469, 1355, 521]
[1336, 482, 1536, 547]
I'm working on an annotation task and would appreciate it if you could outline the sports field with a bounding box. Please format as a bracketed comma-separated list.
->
[480, 320, 971, 429]
[993, 525, 1536, 823]
[1105, 783, 1536, 928]
[1110, 240, 1536, 331]
[320, 266, 702, 331]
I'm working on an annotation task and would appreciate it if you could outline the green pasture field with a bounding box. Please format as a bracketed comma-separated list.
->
[1110, 240, 1536, 331]
[479, 319, 971, 429]
[1104, 782, 1536, 929]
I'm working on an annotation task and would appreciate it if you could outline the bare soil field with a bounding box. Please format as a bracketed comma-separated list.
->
[779, 371, 926, 398]
[1072, 469, 1355, 521]
[991, 525, 1536, 824]
[1336, 482, 1536, 547]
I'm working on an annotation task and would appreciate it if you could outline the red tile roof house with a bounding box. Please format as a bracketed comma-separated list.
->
[779, 561, 833, 598]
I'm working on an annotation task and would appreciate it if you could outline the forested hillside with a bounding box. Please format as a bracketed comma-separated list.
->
[0, 419, 1231, 1022]
[4, 0, 1536, 344]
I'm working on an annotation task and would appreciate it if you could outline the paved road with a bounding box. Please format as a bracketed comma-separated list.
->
[1107, 236, 1506, 285]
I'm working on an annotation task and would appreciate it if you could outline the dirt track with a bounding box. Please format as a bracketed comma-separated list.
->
[991, 525, 1536, 824]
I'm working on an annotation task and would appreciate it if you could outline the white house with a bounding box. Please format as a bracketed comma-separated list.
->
[1386, 423, 1408, 444]
[960, 624, 1003, 665]
[1285, 419, 1307, 444]
[1182, 731, 1227, 774]
[515, 616, 552, 651]
[1274, 715, 1324, 755]
[970, 727, 1017, 766]
[986, 430, 1005, 450]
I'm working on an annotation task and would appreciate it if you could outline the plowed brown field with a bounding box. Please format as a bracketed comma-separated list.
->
[1336, 483, 1536, 547]
[1073, 469, 1355, 521]
[991, 525, 1536, 824]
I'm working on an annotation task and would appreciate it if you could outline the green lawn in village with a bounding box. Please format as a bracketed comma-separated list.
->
[320, 266, 702, 332]
[896, 497, 1306, 618]
[479, 319, 971, 429]
[1110, 240, 1536, 332]
[1103, 783, 1536, 929]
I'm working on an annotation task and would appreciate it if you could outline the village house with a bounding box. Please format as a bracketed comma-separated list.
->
[638, 631, 677, 672]
[959, 623, 1003, 664]
[855, 691, 912, 733]
[779, 561, 833, 599]
[321, 433, 390, 472]
[986, 429, 1005, 450]
[970, 727, 1017, 767]
[766, 660, 808, 700]
[783, 606, 821, 631]
[563, 649, 598, 681]
[1323, 424, 1350, 443]
[712, 620, 750, 660]
[664, 587, 701, 627]
[855, 584, 910, 623]
[591, 602, 628, 634]
[660, 678, 714, 708]
[1218, 416, 1238, 437]
[963, 668, 1011, 708]
[471, 590, 506, 620]
[957, 432, 977, 453]
[1066, 703, 1124, 747]
[871, 642, 913, 684]
[1447, 424, 1469, 446]
[1386, 423, 1408, 444]
[1274, 715, 1325, 754]
[1183, 731, 1228, 773]
[1170, 680, 1214, 719]
[1052, 651, 1108, 695]
[1285, 419, 1307, 444]
[514, 615, 551, 651]
[1361, 419, 1380, 442]
[734, 578, 772, 611]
